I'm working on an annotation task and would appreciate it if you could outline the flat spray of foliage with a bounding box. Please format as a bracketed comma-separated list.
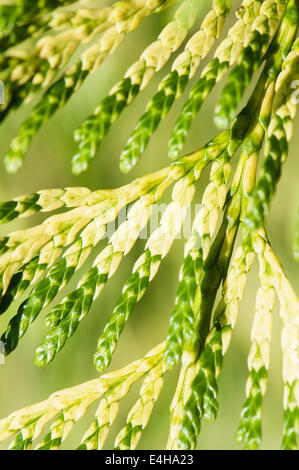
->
[0, 0, 299, 450]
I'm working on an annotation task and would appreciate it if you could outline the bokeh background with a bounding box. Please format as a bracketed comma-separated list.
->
[0, 0, 299, 450]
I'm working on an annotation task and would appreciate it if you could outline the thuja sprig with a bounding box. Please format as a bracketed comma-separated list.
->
[72, 0, 201, 174]
[168, 0, 287, 159]
[214, 0, 287, 128]
[235, 252, 275, 449]
[2, 0, 177, 172]
[119, 0, 232, 172]
[0, 187, 100, 224]
[0, 0, 81, 35]
[35, 133, 230, 369]
[0, 132, 229, 364]
[251, 230, 299, 450]
[0, 1, 101, 54]
[1, 0, 295, 175]
[163, 150, 232, 368]
[113, 360, 168, 450]
[77, 357, 169, 451]
[233, 36, 299, 451]
[164, 63, 280, 447]
[0, 1, 120, 113]
[0, 163, 183, 352]
[244, 38, 299, 231]
[163, 22, 288, 445]
[166, 133, 260, 449]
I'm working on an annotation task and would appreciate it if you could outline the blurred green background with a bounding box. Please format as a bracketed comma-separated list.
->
[0, 0, 299, 450]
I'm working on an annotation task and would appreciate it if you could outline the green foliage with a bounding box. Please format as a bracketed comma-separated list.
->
[0, 0, 299, 451]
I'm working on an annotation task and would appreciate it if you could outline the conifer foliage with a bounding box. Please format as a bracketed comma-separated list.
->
[0, 0, 299, 450]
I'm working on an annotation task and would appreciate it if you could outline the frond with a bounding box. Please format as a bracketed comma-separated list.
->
[1, 0, 299, 451]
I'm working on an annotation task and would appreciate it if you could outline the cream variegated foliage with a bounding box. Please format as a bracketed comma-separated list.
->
[0, 0, 299, 451]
